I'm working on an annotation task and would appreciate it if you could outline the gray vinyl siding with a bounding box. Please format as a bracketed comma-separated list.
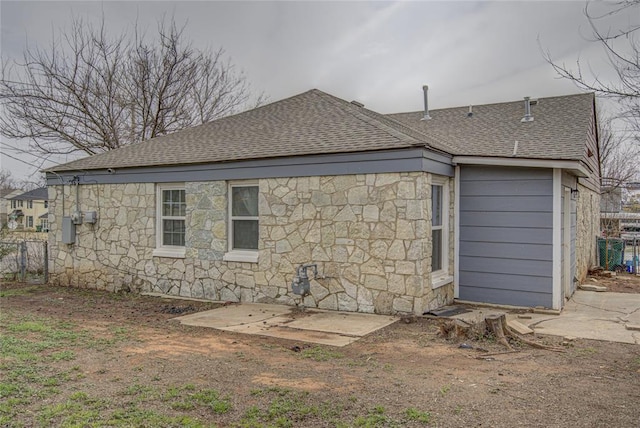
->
[459, 166, 553, 307]
[578, 106, 600, 193]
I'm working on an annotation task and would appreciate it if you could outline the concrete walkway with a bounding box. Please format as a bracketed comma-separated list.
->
[173, 303, 397, 347]
[510, 290, 640, 344]
[173, 291, 640, 346]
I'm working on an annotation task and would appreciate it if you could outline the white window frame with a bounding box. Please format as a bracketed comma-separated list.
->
[27, 200, 33, 209]
[431, 176, 453, 289]
[40, 218, 49, 232]
[27, 216, 33, 228]
[153, 183, 186, 258]
[223, 181, 259, 263]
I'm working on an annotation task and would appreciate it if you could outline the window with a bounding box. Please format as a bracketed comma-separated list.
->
[432, 184, 443, 272]
[44, 200, 48, 209]
[18, 200, 23, 208]
[431, 177, 452, 288]
[27, 200, 33, 209]
[27, 216, 33, 228]
[153, 184, 186, 258]
[11, 200, 16, 209]
[224, 183, 259, 263]
[40, 218, 49, 232]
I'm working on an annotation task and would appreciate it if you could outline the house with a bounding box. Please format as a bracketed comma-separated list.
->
[600, 179, 624, 236]
[7, 187, 49, 231]
[45, 88, 600, 314]
[0, 188, 22, 229]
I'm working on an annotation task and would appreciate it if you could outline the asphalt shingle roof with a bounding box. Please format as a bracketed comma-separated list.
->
[388, 92, 595, 161]
[51, 90, 446, 172]
[49, 90, 595, 172]
[10, 187, 48, 201]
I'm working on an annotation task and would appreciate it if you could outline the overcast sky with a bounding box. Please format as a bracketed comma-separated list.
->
[0, 0, 635, 182]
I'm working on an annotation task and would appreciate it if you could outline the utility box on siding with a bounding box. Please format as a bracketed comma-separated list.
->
[62, 217, 76, 244]
[84, 211, 97, 224]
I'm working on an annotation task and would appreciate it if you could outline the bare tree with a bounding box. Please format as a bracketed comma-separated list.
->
[17, 176, 46, 192]
[0, 17, 264, 157]
[599, 110, 639, 237]
[543, 1, 640, 129]
[600, 114, 639, 190]
[0, 169, 17, 191]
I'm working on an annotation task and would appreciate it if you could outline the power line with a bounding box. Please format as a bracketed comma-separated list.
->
[0, 141, 57, 163]
[0, 150, 45, 171]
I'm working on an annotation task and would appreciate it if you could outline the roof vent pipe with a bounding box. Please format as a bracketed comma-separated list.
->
[421, 85, 431, 121]
[467, 105, 473, 117]
[521, 96, 534, 122]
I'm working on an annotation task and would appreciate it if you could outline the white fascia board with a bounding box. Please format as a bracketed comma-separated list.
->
[552, 168, 563, 310]
[452, 156, 590, 178]
[453, 165, 460, 299]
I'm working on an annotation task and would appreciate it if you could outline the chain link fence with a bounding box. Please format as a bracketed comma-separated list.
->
[597, 237, 625, 272]
[0, 240, 48, 283]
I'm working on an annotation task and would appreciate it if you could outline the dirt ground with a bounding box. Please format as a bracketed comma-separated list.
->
[586, 270, 640, 293]
[1, 282, 640, 427]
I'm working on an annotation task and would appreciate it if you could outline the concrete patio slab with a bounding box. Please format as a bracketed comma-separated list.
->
[508, 291, 640, 344]
[173, 303, 397, 347]
[447, 291, 640, 344]
[174, 303, 291, 328]
[286, 311, 397, 336]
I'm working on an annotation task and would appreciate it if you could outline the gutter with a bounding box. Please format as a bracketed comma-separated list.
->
[452, 156, 590, 178]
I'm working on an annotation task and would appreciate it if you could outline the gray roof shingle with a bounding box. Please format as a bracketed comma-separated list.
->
[388, 92, 595, 161]
[49, 90, 595, 172]
[50, 89, 446, 172]
[10, 187, 48, 200]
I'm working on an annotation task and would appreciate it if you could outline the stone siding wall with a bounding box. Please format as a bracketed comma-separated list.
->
[576, 183, 600, 282]
[49, 172, 454, 315]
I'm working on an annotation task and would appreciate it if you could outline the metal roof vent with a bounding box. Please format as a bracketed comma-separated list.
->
[350, 100, 364, 108]
[521, 96, 534, 122]
[421, 85, 431, 121]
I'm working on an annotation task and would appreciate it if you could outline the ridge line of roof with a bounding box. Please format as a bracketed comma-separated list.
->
[389, 91, 595, 116]
[313, 90, 454, 153]
[313, 90, 417, 143]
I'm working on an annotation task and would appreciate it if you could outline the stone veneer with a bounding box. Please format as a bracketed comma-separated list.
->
[575, 183, 601, 283]
[48, 172, 454, 315]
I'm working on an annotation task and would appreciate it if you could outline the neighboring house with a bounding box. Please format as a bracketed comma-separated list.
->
[45, 89, 600, 314]
[8, 187, 49, 231]
[600, 180, 623, 237]
[600, 186, 623, 213]
[0, 188, 23, 229]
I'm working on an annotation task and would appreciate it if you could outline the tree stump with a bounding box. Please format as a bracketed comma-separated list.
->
[485, 314, 511, 349]
[437, 319, 474, 339]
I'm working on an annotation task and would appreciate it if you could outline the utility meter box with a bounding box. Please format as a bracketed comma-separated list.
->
[71, 211, 82, 225]
[62, 217, 76, 244]
[84, 211, 97, 224]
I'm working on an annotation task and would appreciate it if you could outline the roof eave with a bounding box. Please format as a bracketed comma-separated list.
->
[452, 156, 590, 178]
